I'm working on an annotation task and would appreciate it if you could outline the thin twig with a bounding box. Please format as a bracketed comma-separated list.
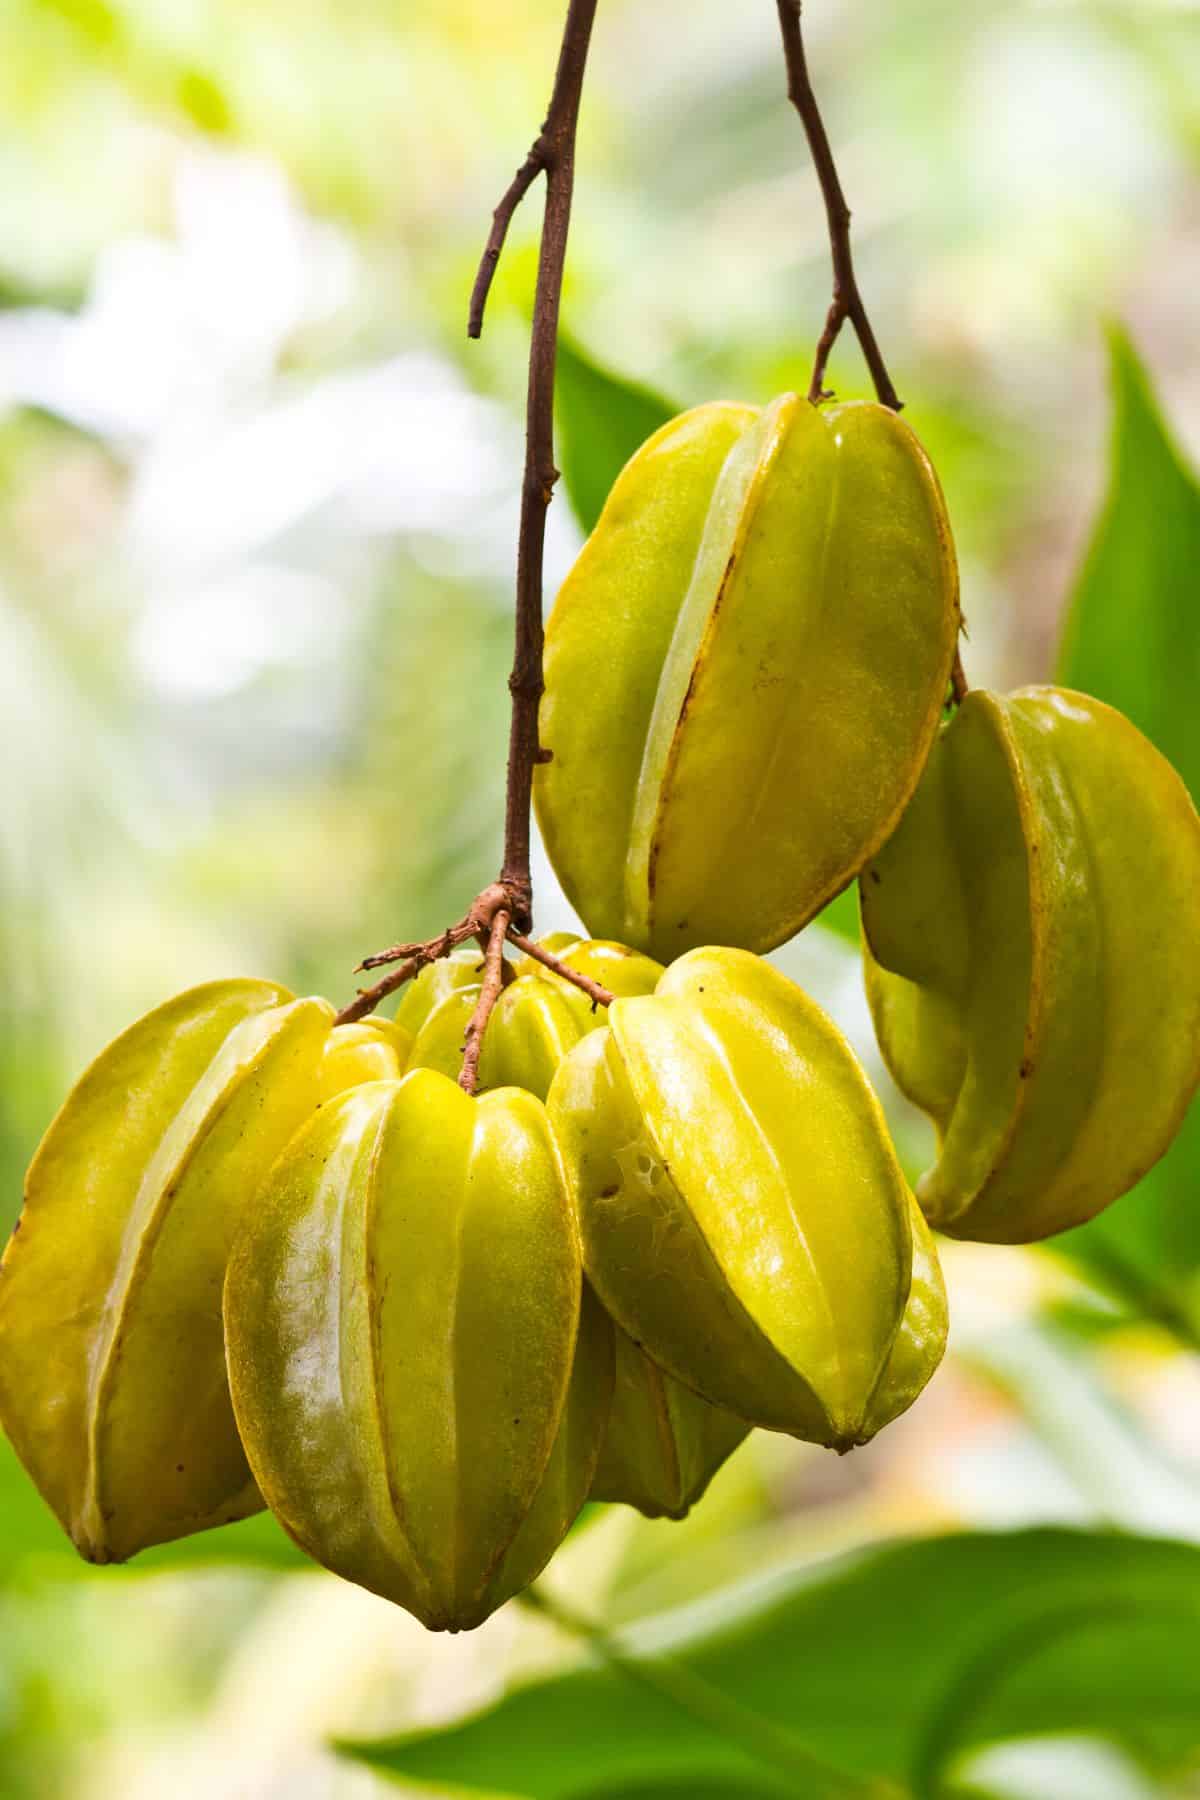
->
[950, 647, 970, 705]
[336, 885, 511, 1025]
[357, 923, 472, 974]
[488, 0, 598, 929]
[459, 907, 511, 1093]
[335, 946, 450, 1026]
[775, 0, 901, 411]
[508, 930, 614, 1010]
[469, 141, 550, 339]
[776, 1, 973, 699]
[338, 4, 596, 1034]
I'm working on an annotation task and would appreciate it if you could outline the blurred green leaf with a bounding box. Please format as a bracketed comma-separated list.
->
[572, 1784, 788, 1800]
[339, 1530, 1200, 1797]
[555, 337, 676, 536]
[813, 883, 861, 947]
[1053, 329, 1200, 1338]
[1057, 326, 1200, 796]
[0, 1429, 307, 1581]
[135, 1510, 307, 1574]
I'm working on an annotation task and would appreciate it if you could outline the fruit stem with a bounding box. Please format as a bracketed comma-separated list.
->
[459, 906, 512, 1092]
[776, 0, 900, 412]
[480, 0, 598, 932]
[338, 2, 598, 1033]
[776, 1, 971, 698]
[508, 930, 615, 1009]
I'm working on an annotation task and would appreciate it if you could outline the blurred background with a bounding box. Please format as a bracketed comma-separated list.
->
[3, 1, 1200, 1795]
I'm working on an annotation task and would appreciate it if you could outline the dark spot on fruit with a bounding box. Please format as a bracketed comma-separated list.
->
[599, 1183, 619, 1198]
[1018, 1059, 1033, 1080]
[869, 868, 882, 885]
[176, 1464, 185, 1473]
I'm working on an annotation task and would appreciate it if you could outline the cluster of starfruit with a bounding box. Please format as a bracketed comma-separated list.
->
[536, 394, 1200, 1243]
[2, 395, 1198, 1636]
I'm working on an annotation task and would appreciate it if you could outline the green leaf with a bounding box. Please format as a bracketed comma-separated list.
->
[813, 882, 861, 947]
[571, 1784, 789, 1800]
[1057, 327, 1200, 797]
[0, 1428, 307, 1581]
[555, 337, 677, 536]
[339, 1530, 1200, 1798]
[1053, 329, 1200, 1336]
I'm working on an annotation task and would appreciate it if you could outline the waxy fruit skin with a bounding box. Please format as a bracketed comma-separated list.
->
[0, 980, 390, 1563]
[318, 1018, 412, 1098]
[548, 947, 931, 1447]
[861, 686, 1200, 1244]
[401, 938, 662, 1101]
[536, 397, 960, 960]
[590, 1316, 750, 1519]
[224, 1070, 614, 1631]
[858, 1197, 948, 1441]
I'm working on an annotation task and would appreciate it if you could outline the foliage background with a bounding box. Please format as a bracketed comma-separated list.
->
[2, 1, 1200, 1795]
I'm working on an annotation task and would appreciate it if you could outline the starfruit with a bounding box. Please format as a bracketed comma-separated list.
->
[224, 1070, 615, 1631]
[318, 1017, 412, 1098]
[590, 1317, 750, 1519]
[859, 1196, 948, 1439]
[548, 947, 944, 1447]
[861, 686, 1200, 1243]
[401, 937, 662, 1100]
[536, 396, 960, 960]
[0, 980, 404, 1562]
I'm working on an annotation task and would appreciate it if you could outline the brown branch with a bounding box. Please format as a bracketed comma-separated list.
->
[338, 4, 597, 1037]
[777, 2, 973, 696]
[335, 885, 511, 1026]
[775, 0, 901, 412]
[508, 930, 614, 1010]
[469, 141, 550, 340]
[488, 0, 598, 930]
[335, 953, 437, 1026]
[357, 923, 472, 974]
[459, 907, 511, 1093]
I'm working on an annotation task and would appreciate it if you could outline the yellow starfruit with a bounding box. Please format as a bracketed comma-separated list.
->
[391, 947, 483, 1037]
[402, 937, 662, 1100]
[0, 979, 386, 1563]
[536, 397, 960, 959]
[318, 1017, 411, 1099]
[861, 686, 1200, 1243]
[224, 1070, 614, 1631]
[590, 1315, 750, 1519]
[548, 947, 934, 1447]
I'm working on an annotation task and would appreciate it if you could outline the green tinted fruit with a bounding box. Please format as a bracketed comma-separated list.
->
[0, 980, 352, 1561]
[858, 1197, 948, 1441]
[590, 1316, 750, 1519]
[224, 1071, 614, 1631]
[391, 947, 483, 1037]
[318, 1018, 411, 1099]
[861, 687, 1200, 1242]
[537, 397, 960, 959]
[549, 947, 931, 1447]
